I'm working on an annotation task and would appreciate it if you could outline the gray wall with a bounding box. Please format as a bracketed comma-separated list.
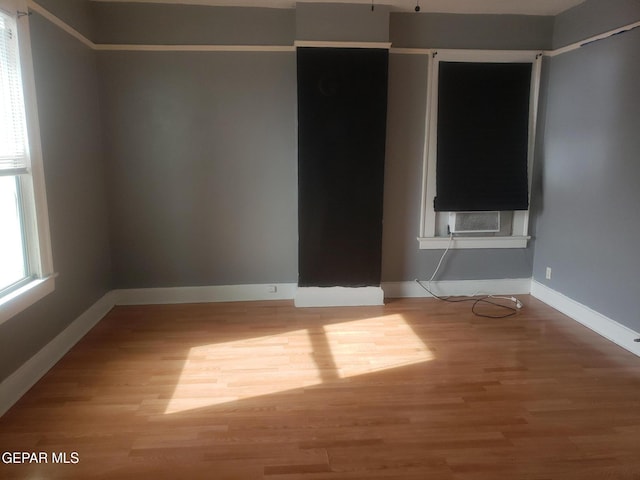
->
[91, 4, 299, 288]
[0, 12, 111, 381]
[98, 51, 298, 288]
[533, 0, 640, 330]
[90, 2, 295, 45]
[94, 3, 546, 287]
[552, 0, 640, 48]
[390, 13, 554, 50]
[296, 2, 390, 42]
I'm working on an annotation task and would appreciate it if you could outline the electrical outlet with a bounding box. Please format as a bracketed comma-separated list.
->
[267, 285, 277, 293]
[545, 267, 552, 280]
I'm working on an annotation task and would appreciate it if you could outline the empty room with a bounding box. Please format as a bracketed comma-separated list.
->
[1, 0, 639, 478]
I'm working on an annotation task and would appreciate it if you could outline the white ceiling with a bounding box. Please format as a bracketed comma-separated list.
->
[90, 0, 587, 16]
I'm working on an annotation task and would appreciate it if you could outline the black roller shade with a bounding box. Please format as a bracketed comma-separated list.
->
[434, 62, 531, 212]
[297, 48, 388, 287]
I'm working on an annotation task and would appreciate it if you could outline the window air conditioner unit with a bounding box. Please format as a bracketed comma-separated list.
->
[448, 211, 500, 234]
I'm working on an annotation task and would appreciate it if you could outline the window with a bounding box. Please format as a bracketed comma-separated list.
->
[0, 0, 54, 325]
[419, 50, 541, 249]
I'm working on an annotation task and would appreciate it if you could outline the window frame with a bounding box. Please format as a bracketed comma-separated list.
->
[0, 0, 55, 325]
[418, 49, 542, 249]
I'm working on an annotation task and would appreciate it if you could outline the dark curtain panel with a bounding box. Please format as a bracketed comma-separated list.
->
[297, 47, 388, 287]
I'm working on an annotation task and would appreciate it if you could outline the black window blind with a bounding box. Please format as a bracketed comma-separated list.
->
[434, 61, 532, 212]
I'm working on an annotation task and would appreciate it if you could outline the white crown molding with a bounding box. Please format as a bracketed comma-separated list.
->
[544, 20, 640, 57]
[390, 47, 432, 55]
[94, 43, 295, 52]
[28, 0, 96, 49]
[32, 0, 637, 58]
[88, 0, 586, 16]
[28, 0, 293, 52]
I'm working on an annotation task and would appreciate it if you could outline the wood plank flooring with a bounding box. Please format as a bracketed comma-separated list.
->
[2, 296, 640, 479]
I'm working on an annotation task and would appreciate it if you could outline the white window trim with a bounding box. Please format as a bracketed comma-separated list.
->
[0, 0, 55, 325]
[418, 49, 542, 249]
[0, 276, 55, 324]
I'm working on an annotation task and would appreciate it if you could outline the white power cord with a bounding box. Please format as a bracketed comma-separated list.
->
[418, 231, 524, 318]
[470, 291, 523, 309]
[428, 233, 454, 291]
[488, 295, 523, 309]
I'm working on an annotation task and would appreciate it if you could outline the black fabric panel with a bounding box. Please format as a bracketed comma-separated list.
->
[434, 62, 531, 212]
[297, 48, 388, 287]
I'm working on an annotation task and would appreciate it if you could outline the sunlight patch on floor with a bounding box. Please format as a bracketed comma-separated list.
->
[164, 314, 433, 414]
[322, 315, 434, 377]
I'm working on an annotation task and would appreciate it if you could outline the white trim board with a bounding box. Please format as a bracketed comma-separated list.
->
[27, 0, 95, 49]
[0, 276, 55, 326]
[390, 47, 432, 55]
[94, 44, 295, 52]
[27, 1, 293, 52]
[390, 22, 640, 58]
[113, 283, 297, 305]
[0, 284, 297, 417]
[4, 280, 640, 417]
[0, 291, 116, 417]
[29, 0, 640, 58]
[418, 236, 530, 250]
[294, 40, 392, 49]
[544, 21, 640, 57]
[530, 280, 640, 358]
[382, 278, 531, 298]
[294, 286, 384, 307]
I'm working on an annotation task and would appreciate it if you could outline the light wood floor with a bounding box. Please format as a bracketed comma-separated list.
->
[2, 296, 640, 479]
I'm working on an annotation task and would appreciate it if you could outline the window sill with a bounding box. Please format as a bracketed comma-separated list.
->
[418, 236, 530, 250]
[0, 276, 56, 326]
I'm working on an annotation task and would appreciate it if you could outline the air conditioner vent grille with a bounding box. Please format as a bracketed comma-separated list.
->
[449, 212, 500, 234]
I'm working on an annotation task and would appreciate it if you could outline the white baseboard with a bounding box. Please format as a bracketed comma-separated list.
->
[530, 280, 640, 358]
[6, 278, 636, 418]
[382, 278, 532, 298]
[0, 283, 298, 417]
[112, 283, 297, 305]
[294, 286, 384, 307]
[0, 291, 116, 417]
